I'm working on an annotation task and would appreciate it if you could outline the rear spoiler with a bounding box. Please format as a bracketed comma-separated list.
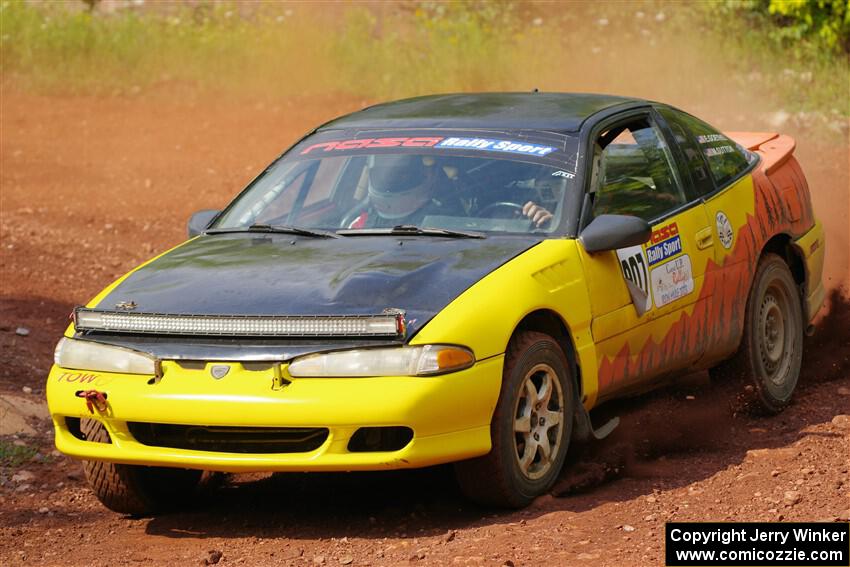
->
[726, 131, 796, 175]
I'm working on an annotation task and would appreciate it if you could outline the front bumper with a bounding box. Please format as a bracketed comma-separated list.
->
[46, 356, 503, 472]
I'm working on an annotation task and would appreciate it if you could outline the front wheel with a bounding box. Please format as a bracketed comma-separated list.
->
[711, 253, 803, 413]
[455, 331, 574, 508]
[81, 420, 204, 515]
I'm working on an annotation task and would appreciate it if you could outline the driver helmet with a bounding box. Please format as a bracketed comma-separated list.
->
[368, 155, 435, 219]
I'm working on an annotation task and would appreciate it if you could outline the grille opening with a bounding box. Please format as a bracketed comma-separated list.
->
[127, 422, 328, 454]
[171, 361, 274, 372]
[175, 361, 207, 370]
[347, 427, 413, 452]
[241, 362, 275, 372]
[65, 417, 83, 440]
[64, 417, 110, 443]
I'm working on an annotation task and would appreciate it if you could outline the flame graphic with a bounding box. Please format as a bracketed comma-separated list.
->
[598, 157, 814, 394]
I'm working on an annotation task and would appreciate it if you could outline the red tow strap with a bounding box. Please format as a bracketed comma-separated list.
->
[75, 390, 108, 414]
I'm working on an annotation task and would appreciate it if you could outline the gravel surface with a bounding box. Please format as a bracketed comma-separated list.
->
[1, 90, 848, 567]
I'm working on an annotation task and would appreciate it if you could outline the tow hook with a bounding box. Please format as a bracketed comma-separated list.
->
[75, 390, 108, 414]
[272, 365, 291, 391]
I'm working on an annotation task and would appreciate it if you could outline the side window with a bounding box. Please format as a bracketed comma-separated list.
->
[591, 117, 687, 222]
[661, 108, 753, 188]
[656, 107, 714, 196]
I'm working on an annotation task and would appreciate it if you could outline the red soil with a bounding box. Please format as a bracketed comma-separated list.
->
[1, 89, 847, 567]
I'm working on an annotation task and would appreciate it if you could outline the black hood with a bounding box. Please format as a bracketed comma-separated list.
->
[94, 233, 541, 343]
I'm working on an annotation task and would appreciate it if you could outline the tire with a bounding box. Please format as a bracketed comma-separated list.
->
[81, 420, 204, 515]
[455, 331, 574, 508]
[710, 253, 803, 413]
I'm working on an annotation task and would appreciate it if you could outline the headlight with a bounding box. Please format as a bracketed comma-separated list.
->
[287, 345, 475, 377]
[54, 337, 156, 375]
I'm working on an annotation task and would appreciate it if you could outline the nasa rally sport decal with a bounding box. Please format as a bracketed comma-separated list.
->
[716, 211, 734, 249]
[299, 136, 558, 157]
[616, 245, 652, 315]
[646, 222, 683, 266]
[435, 137, 557, 157]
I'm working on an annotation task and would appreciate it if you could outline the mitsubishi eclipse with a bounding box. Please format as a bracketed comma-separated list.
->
[46, 93, 825, 513]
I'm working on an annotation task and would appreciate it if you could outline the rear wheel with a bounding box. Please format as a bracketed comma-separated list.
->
[455, 331, 573, 508]
[710, 253, 803, 413]
[81, 420, 204, 515]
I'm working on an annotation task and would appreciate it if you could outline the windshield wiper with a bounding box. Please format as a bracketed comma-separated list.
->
[338, 224, 486, 239]
[207, 224, 341, 238]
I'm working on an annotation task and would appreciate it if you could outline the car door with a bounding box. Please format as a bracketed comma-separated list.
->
[577, 111, 716, 401]
[656, 106, 762, 364]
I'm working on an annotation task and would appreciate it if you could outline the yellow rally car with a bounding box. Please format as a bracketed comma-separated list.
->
[46, 93, 825, 513]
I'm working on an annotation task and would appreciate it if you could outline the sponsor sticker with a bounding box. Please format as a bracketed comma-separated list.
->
[552, 170, 575, 179]
[716, 211, 734, 249]
[696, 134, 727, 144]
[616, 245, 652, 315]
[704, 145, 735, 157]
[651, 255, 694, 308]
[647, 235, 683, 266]
[300, 136, 559, 158]
[650, 222, 679, 244]
[646, 221, 683, 266]
[300, 137, 443, 155]
[436, 137, 557, 156]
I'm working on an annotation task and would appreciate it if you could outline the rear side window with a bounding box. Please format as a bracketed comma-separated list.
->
[656, 107, 714, 197]
[660, 108, 753, 189]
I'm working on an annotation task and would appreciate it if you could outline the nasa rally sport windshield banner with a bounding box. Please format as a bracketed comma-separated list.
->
[290, 129, 580, 171]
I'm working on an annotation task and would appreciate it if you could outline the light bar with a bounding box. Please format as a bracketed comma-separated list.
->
[74, 308, 405, 337]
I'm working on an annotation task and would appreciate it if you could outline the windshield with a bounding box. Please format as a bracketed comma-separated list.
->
[213, 130, 580, 235]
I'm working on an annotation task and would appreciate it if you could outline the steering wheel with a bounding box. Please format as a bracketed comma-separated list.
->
[478, 201, 524, 219]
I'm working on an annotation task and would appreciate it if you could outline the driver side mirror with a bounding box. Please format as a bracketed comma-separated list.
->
[187, 209, 220, 238]
[579, 214, 651, 253]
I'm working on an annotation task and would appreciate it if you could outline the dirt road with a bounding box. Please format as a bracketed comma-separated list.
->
[1, 90, 848, 566]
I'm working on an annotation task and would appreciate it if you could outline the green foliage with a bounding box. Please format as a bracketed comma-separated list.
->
[700, 0, 849, 119]
[768, 0, 850, 52]
[0, 0, 846, 119]
[716, 0, 850, 53]
[0, 439, 37, 469]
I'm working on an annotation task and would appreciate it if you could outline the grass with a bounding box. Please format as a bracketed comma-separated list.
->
[0, 1, 537, 97]
[0, 0, 847, 121]
[1, 1, 319, 94]
[0, 438, 37, 469]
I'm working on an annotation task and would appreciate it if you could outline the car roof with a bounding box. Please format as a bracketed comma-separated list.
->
[318, 92, 646, 133]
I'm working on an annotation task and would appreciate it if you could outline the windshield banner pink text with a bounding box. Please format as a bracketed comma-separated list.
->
[300, 136, 557, 157]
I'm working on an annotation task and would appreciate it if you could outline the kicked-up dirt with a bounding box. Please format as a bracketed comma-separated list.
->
[1, 87, 848, 567]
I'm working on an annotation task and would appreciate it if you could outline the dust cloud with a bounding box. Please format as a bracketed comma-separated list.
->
[519, 3, 849, 291]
